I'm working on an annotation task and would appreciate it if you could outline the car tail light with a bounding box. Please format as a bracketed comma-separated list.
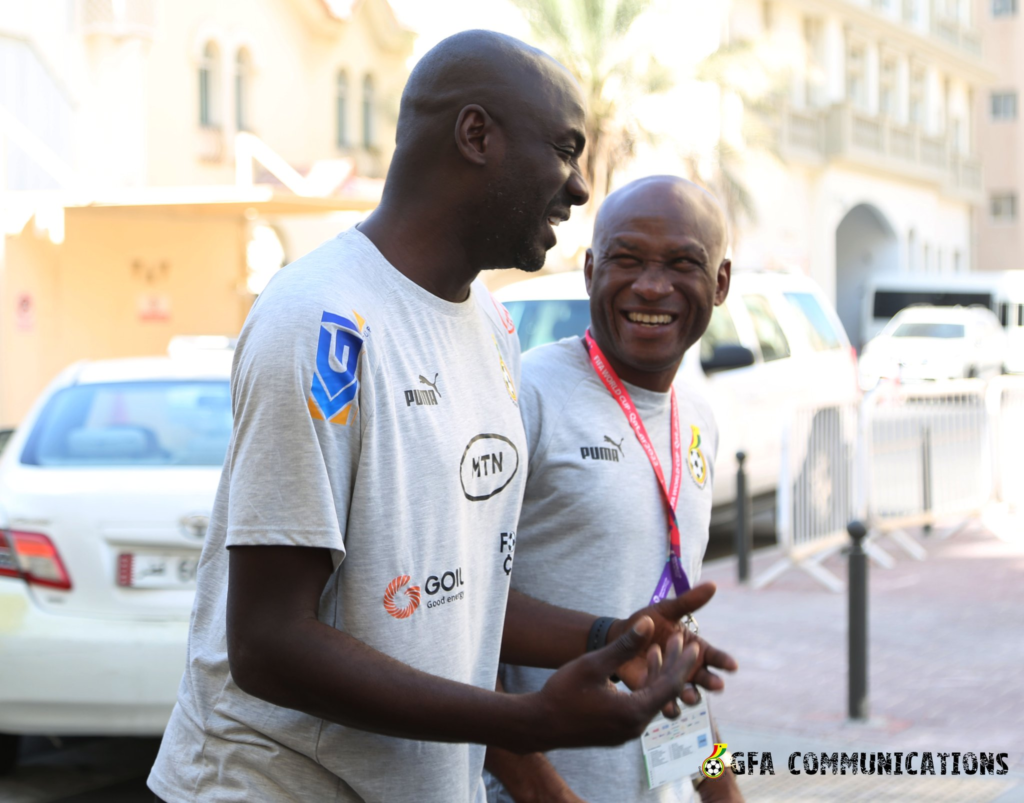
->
[0, 530, 72, 590]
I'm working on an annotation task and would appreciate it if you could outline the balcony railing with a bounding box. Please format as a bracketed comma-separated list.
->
[930, 9, 982, 56]
[76, 0, 157, 39]
[770, 103, 981, 200]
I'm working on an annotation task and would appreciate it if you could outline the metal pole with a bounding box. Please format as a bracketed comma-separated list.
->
[847, 520, 869, 721]
[921, 426, 933, 535]
[735, 451, 751, 584]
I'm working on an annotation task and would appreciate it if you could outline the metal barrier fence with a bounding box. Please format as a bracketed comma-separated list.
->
[755, 376, 1024, 591]
[990, 377, 1024, 510]
[863, 380, 990, 564]
[755, 403, 858, 592]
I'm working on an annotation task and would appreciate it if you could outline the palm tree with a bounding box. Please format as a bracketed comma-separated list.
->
[512, 0, 672, 207]
[687, 39, 786, 237]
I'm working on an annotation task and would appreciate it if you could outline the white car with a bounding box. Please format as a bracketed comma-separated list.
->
[858, 305, 1008, 390]
[0, 348, 233, 771]
[495, 269, 860, 521]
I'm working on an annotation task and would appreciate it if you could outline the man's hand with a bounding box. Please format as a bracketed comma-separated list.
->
[607, 583, 738, 707]
[527, 616, 699, 752]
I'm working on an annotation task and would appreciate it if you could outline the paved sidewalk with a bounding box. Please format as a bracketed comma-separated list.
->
[695, 519, 1024, 801]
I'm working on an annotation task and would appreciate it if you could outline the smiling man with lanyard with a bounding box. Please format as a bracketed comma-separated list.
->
[486, 176, 743, 803]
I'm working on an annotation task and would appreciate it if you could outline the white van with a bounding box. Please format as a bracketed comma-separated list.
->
[862, 273, 1004, 347]
[495, 270, 860, 522]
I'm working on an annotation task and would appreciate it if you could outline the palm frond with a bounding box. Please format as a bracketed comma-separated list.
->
[612, 0, 653, 37]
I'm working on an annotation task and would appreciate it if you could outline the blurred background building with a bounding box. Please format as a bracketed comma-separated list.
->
[2, 0, 1020, 424]
[978, 0, 1023, 272]
[723, 0, 991, 349]
[0, 0, 413, 425]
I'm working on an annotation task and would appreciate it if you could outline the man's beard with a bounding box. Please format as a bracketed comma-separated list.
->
[477, 161, 549, 272]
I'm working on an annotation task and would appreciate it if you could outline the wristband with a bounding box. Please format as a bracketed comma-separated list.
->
[586, 616, 616, 653]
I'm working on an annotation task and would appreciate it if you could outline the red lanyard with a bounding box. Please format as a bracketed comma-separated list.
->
[583, 331, 683, 559]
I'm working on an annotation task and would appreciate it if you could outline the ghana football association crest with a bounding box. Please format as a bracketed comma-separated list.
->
[688, 425, 708, 488]
[492, 335, 518, 406]
[701, 743, 729, 780]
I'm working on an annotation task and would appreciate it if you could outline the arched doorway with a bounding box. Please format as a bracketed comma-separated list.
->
[835, 204, 899, 349]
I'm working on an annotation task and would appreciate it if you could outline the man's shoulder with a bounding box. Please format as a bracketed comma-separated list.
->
[244, 231, 388, 338]
[674, 378, 718, 435]
[521, 337, 587, 382]
[519, 338, 591, 413]
[259, 230, 385, 311]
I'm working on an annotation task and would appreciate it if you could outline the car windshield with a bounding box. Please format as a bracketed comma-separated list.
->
[502, 299, 591, 351]
[892, 323, 965, 339]
[21, 380, 232, 467]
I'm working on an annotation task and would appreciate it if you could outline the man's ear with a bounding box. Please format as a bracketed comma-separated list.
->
[455, 104, 499, 166]
[584, 248, 595, 296]
[714, 259, 732, 306]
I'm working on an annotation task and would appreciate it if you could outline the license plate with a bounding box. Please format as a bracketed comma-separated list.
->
[117, 552, 199, 589]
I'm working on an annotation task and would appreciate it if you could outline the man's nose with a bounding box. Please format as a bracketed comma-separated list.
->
[631, 266, 673, 299]
[567, 168, 590, 206]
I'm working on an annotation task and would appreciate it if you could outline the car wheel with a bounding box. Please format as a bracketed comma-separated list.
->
[0, 733, 19, 776]
[794, 409, 850, 538]
[967, 365, 978, 379]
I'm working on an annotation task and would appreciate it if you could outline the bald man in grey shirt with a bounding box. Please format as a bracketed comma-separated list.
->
[486, 176, 744, 803]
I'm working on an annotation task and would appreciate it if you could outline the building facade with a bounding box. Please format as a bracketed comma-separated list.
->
[977, 0, 1023, 272]
[725, 0, 992, 348]
[0, 0, 414, 425]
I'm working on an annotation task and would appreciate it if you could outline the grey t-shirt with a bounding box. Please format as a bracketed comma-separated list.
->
[495, 337, 718, 803]
[149, 229, 527, 803]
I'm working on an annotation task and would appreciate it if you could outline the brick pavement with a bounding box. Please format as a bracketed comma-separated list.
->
[694, 518, 1024, 801]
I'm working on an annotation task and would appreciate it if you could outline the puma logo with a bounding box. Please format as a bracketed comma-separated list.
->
[604, 435, 625, 456]
[419, 373, 441, 398]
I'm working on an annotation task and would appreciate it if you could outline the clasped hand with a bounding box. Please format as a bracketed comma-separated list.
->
[530, 582, 736, 752]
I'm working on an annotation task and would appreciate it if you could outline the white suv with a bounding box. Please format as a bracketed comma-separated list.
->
[0, 349, 233, 771]
[495, 270, 860, 520]
[858, 305, 1008, 390]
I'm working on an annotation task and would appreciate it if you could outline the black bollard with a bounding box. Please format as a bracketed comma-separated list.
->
[848, 520, 869, 721]
[735, 451, 752, 584]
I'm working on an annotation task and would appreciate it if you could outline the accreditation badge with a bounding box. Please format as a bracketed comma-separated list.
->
[641, 695, 714, 790]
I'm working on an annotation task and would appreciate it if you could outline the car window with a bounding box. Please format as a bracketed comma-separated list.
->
[21, 381, 232, 467]
[742, 294, 791, 362]
[892, 323, 965, 339]
[502, 300, 591, 351]
[700, 305, 742, 363]
[872, 290, 992, 318]
[783, 292, 842, 351]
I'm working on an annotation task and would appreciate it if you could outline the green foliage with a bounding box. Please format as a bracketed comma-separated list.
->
[512, 0, 671, 204]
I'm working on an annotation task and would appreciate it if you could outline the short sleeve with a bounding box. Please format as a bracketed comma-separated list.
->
[223, 300, 368, 562]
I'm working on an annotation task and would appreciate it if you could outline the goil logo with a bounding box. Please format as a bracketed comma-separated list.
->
[383, 575, 421, 619]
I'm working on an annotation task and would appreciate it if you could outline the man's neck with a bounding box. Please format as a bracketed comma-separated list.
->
[358, 204, 480, 303]
[591, 334, 681, 393]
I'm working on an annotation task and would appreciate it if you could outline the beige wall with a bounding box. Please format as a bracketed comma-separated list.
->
[142, 0, 411, 186]
[977, 6, 1023, 271]
[3, 0, 413, 189]
[0, 0, 413, 426]
[1, 209, 252, 426]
